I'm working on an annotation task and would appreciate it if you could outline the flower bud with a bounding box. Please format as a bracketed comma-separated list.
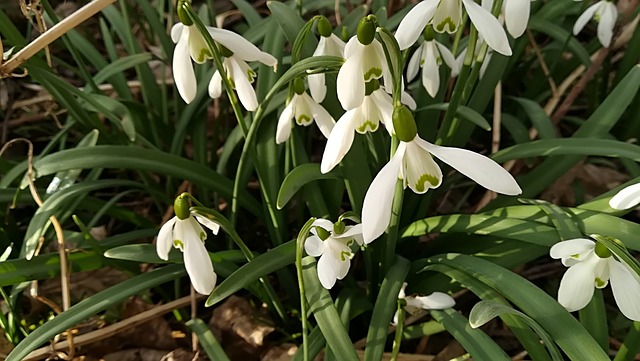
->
[392, 105, 417, 142]
[317, 16, 333, 38]
[174, 194, 191, 220]
[423, 26, 435, 41]
[333, 221, 345, 235]
[177, 0, 193, 26]
[357, 16, 376, 45]
[594, 242, 613, 259]
[293, 78, 305, 95]
[314, 226, 331, 241]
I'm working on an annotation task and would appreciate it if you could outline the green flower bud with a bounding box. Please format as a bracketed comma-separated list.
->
[177, 0, 193, 26]
[219, 44, 234, 58]
[340, 25, 349, 42]
[315, 226, 331, 241]
[423, 26, 435, 41]
[357, 17, 376, 45]
[365, 79, 380, 96]
[392, 105, 417, 142]
[174, 194, 191, 220]
[594, 242, 613, 258]
[293, 78, 305, 95]
[317, 16, 333, 38]
[333, 221, 345, 235]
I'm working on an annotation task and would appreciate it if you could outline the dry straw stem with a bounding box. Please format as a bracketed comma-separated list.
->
[0, 0, 116, 78]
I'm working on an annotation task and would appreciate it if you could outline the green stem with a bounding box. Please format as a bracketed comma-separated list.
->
[390, 304, 405, 361]
[614, 322, 640, 361]
[296, 218, 316, 361]
[383, 137, 402, 274]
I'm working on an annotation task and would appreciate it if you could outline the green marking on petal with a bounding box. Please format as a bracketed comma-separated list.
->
[364, 67, 383, 81]
[595, 277, 606, 288]
[414, 173, 440, 192]
[356, 120, 378, 133]
[247, 69, 256, 83]
[194, 48, 212, 63]
[199, 231, 206, 241]
[435, 17, 456, 33]
[340, 250, 353, 262]
[295, 114, 312, 125]
[570, 253, 581, 259]
[173, 239, 185, 250]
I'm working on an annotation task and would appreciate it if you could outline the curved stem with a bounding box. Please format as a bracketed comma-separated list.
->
[296, 218, 316, 361]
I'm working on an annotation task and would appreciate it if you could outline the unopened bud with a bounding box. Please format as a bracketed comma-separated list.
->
[357, 16, 376, 45]
[174, 194, 191, 220]
[318, 16, 333, 37]
[423, 26, 435, 41]
[392, 105, 417, 142]
[333, 221, 345, 235]
[177, 0, 193, 26]
[293, 78, 305, 95]
[315, 226, 331, 241]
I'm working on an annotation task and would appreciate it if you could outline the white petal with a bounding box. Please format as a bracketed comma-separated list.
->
[413, 292, 456, 309]
[402, 139, 443, 193]
[463, 0, 512, 56]
[609, 183, 640, 210]
[401, 91, 417, 111]
[362, 144, 406, 244]
[336, 224, 363, 239]
[311, 218, 334, 231]
[229, 58, 259, 111]
[208, 27, 277, 66]
[337, 46, 366, 110]
[321, 110, 357, 173]
[396, 0, 439, 49]
[308, 73, 326, 103]
[435, 42, 459, 76]
[421, 42, 441, 97]
[304, 235, 325, 257]
[157, 217, 177, 261]
[171, 23, 184, 43]
[609, 260, 640, 321]
[597, 2, 617, 48]
[208, 70, 223, 99]
[173, 30, 197, 104]
[370, 90, 394, 135]
[505, 0, 530, 38]
[276, 102, 295, 144]
[573, 3, 600, 36]
[186, 26, 211, 64]
[183, 232, 216, 295]
[550, 238, 595, 261]
[557, 259, 597, 312]
[307, 94, 336, 139]
[418, 138, 522, 195]
[406, 44, 423, 82]
[193, 214, 221, 235]
[317, 253, 341, 289]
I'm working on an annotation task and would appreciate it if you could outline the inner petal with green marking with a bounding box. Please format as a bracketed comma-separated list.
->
[401, 140, 443, 194]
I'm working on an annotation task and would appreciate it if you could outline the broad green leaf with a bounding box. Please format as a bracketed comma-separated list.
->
[414, 103, 491, 130]
[43, 129, 100, 194]
[277, 164, 342, 209]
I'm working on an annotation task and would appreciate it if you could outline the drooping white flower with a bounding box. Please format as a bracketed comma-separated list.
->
[304, 219, 364, 289]
[550, 238, 640, 321]
[337, 35, 391, 110]
[362, 135, 522, 243]
[171, 22, 277, 109]
[482, 0, 532, 38]
[157, 208, 220, 295]
[573, 0, 618, 48]
[609, 183, 640, 210]
[309, 33, 346, 103]
[395, 0, 512, 56]
[407, 38, 459, 97]
[276, 89, 335, 144]
[392, 282, 456, 325]
[320, 82, 415, 174]
[171, 23, 212, 104]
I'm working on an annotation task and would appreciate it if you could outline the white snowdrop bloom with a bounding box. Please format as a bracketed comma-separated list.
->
[407, 38, 459, 97]
[304, 219, 364, 289]
[275, 85, 335, 144]
[550, 238, 640, 321]
[395, 0, 512, 56]
[361, 134, 521, 244]
[171, 22, 212, 104]
[157, 203, 220, 295]
[392, 282, 456, 325]
[320, 82, 415, 174]
[609, 183, 640, 210]
[573, 0, 617, 48]
[309, 33, 346, 103]
[482, 0, 532, 38]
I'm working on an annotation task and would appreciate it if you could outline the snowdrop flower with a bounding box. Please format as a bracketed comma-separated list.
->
[573, 0, 617, 48]
[337, 16, 391, 110]
[304, 218, 364, 289]
[361, 106, 521, 244]
[393, 283, 456, 325]
[171, 22, 212, 104]
[550, 237, 640, 321]
[276, 78, 335, 144]
[609, 183, 640, 210]
[320, 80, 415, 173]
[395, 0, 512, 56]
[157, 194, 220, 295]
[309, 17, 346, 103]
[407, 28, 459, 97]
[482, 0, 532, 38]
[206, 27, 278, 111]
